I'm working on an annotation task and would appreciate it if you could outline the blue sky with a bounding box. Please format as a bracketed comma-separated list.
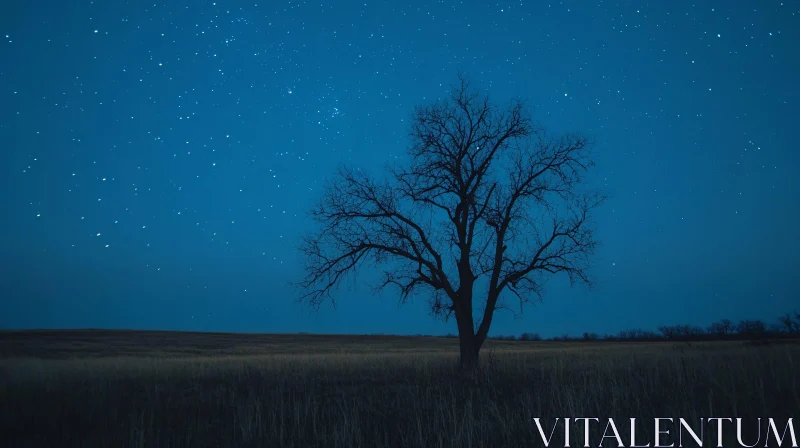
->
[1, 0, 798, 337]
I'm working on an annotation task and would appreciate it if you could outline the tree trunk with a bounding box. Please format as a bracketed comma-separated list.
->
[455, 303, 479, 370]
[458, 330, 479, 369]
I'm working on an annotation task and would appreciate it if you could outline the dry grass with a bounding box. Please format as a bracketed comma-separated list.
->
[0, 330, 797, 447]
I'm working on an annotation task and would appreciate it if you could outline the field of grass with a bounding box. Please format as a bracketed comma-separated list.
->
[1, 330, 797, 447]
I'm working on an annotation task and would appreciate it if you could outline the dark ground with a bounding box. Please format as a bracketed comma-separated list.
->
[1, 330, 797, 448]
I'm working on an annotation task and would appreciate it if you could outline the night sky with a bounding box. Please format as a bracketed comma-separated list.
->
[2, 1, 798, 337]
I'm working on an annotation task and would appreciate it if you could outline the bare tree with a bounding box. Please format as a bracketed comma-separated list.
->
[296, 74, 604, 369]
[778, 312, 800, 333]
[707, 318, 733, 336]
[736, 319, 766, 336]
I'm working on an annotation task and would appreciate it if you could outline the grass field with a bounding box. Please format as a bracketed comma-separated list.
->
[1, 330, 797, 447]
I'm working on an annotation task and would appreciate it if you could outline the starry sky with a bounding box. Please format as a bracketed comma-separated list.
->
[1, 0, 798, 337]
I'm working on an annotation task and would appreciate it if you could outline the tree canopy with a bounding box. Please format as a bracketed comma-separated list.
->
[297, 74, 604, 368]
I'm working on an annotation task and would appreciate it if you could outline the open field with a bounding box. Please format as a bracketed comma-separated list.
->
[1, 330, 798, 447]
[0, 329, 566, 359]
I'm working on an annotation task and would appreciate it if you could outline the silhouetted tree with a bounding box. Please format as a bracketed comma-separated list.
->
[778, 312, 800, 334]
[658, 325, 679, 339]
[618, 328, 660, 341]
[490, 334, 517, 341]
[707, 319, 733, 336]
[519, 332, 541, 341]
[296, 74, 603, 369]
[681, 324, 706, 337]
[658, 324, 704, 340]
[736, 320, 766, 337]
[768, 322, 785, 334]
[582, 332, 599, 341]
